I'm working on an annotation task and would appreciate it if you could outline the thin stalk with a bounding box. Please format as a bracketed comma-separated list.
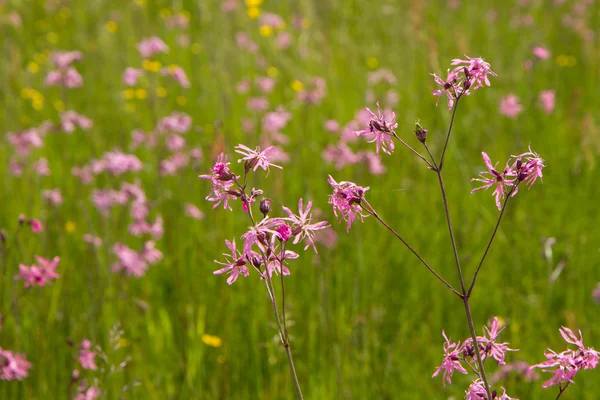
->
[278, 241, 290, 342]
[360, 200, 461, 297]
[556, 382, 570, 400]
[463, 298, 492, 400]
[467, 183, 518, 296]
[423, 143, 438, 169]
[439, 96, 461, 169]
[391, 132, 434, 169]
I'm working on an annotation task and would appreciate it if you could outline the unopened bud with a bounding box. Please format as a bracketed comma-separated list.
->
[251, 256, 262, 269]
[414, 120, 428, 144]
[18, 214, 26, 225]
[244, 157, 259, 173]
[259, 198, 272, 217]
[251, 188, 264, 197]
[0, 230, 6, 242]
[226, 189, 243, 197]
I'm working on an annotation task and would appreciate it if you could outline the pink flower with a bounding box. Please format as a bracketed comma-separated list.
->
[235, 144, 282, 175]
[324, 120, 340, 133]
[451, 55, 497, 91]
[14, 256, 60, 287]
[30, 218, 44, 233]
[499, 94, 523, 118]
[51, 51, 83, 69]
[112, 243, 149, 277]
[160, 66, 190, 88]
[199, 153, 239, 210]
[78, 339, 97, 370]
[354, 102, 398, 155]
[262, 108, 291, 133]
[539, 90, 555, 114]
[275, 224, 293, 242]
[471, 152, 518, 210]
[137, 36, 169, 58]
[221, 0, 238, 12]
[214, 239, 250, 285]
[34, 157, 50, 175]
[122, 67, 143, 86]
[431, 70, 463, 110]
[533, 46, 551, 60]
[142, 241, 163, 264]
[593, 282, 600, 304]
[466, 379, 517, 400]
[75, 386, 101, 400]
[185, 203, 204, 220]
[281, 198, 329, 252]
[156, 112, 192, 133]
[241, 217, 283, 256]
[432, 331, 468, 385]
[259, 12, 285, 28]
[512, 148, 545, 189]
[327, 176, 369, 232]
[275, 31, 292, 49]
[43, 189, 63, 206]
[60, 111, 93, 132]
[0, 348, 31, 380]
[469, 317, 518, 365]
[83, 234, 102, 247]
[257, 76, 276, 93]
[236, 79, 250, 93]
[246, 96, 269, 112]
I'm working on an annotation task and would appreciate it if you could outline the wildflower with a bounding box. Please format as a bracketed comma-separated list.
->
[593, 282, 600, 304]
[533, 46, 551, 60]
[262, 108, 291, 133]
[83, 234, 102, 247]
[499, 94, 523, 118]
[530, 326, 599, 388]
[202, 334, 223, 347]
[470, 317, 518, 365]
[34, 157, 51, 175]
[78, 339, 97, 370]
[432, 331, 468, 386]
[235, 144, 282, 175]
[51, 51, 83, 68]
[30, 218, 44, 233]
[275, 224, 292, 241]
[511, 148, 545, 188]
[160, 65, 190, 88]
[241, 217, 283, 256]
[137, 36, 169, 58]
[74, 386, 101, 400]
[60, 110, 93, 132]
[281, 198, 329, 252]
[539, 90, 555, 114]
[265, 248, 298, 277]
[156, 112, 192, 133]
[14, 256, 60, 287]
[471, 152, 518, 210]
[451, 55, 497, 91]
[324, 120, 340, 133]
[327, 176, 370, 232]
[431, 69, 463, 110]
[185, 203, 204, 220]
[123, 67, 143, 86]
[466, 379, 517, 400]
[214, 239, 250, 285]
[354, 102, 398, 155]
[199, 153, 239, 210]
[0, 348, 31, 380]
[112, 243, 149, 277]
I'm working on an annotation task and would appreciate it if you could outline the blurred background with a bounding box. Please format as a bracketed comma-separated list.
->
[1, 0, 599, 398]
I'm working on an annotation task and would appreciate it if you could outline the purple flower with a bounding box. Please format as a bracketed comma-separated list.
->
[235, 144, 282, 175]
[539, 90, 555, 114]
[530, 326, 599, 388]
[511, 148, 545, 189]
[123, 67, 143, 86]
[471, 317, 518, 365]
[14, 256, 60, 287]
[241, 217, 283, 256]
[432, 70, 462, 110]
[0, 348, 31, 380]
[199, 153, 239, 210]
[327, 176, 369, 232]
[112, 243, 149, 277]
[533, 46, 551, 60]
[466, 379, 517, 400]
[471, 152, 518, 210]
[214, 239, 250, 285]
[354, 102, 398, 155]
[137, 36, 169, 58]
[78, 339, 97, 370]
[281, 198, 330, 252]
[432, 331, 468, 386]
[499, 94, 523, 118]
[451, 55, 497, 91]
[275, 224, 292, 242]
[160, 65, 190, 88]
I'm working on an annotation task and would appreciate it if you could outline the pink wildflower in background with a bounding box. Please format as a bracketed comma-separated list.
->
[539, 90, 555, 114]
[34, 157, 50, 175]
[160, 66, 190, 88]
[247, 96, 270, 112]
[235, 144, 282, 175]
[324, 120, 340, 133]
[257, 76, 276, 93]
[354, 102, 398, 155]
[156, 112, 192, 134]
[466, 379, 517, 400]
[112, 243, 150, 277]
[214, 239, 250, 285]
[74, 386, 101, 400]
[60, 111, 93, 133]
[276, 31, 292, 49]
[185, 203, 204, 220]
[51, 51, 82, 68]
[592, 283, 600, 303]
[499, 94, 523, 118]
[30, 218, 44, 233]
[122, 67, 143, 86]
[221, 0, 238, 12]
[0, 348, 31, 380]
[14, 256, 60, 287]
[42, 189, 63, 206]
[137, 36, 169, 58]
[533, 46, 551, 60]
[78, 339, 97, 370]
[327, 176, 369, 232]
[83, 234, 102, 247]
[530, 326, 599, 388]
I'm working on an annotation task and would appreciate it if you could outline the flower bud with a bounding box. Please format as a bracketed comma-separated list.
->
[0, 230, 6, 243]
[18, 214, 26, 225]
[414, 120, 428, 144]
[259, 198, 272, 217]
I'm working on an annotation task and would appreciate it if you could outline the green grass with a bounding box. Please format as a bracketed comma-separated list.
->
[1, 0, 599, 398]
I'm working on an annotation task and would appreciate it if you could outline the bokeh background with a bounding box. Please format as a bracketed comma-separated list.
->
[1, 0, 599, 398]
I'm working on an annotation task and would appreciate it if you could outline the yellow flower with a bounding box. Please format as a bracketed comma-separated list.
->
[46, 32, 59, 44]
[65, 221, 76, 233]
[32, 98, 44, 111]
[133, 0, 146, 6]
[54, 100, 65, 111]
[267, 67, 279, 78]
[21, 88, 33, 99]
[566, 55, 577, 67]
[135, 88, 148, 100]
[156, 87, 167, 97]
[143, 59, 162, 72]
[291, 80, 304, 92]
[159, 8, 171, 19]
[118, 338, 128, 347]
[168, 64, 179, 73]
[123, 89, 135, 100]
[58, 7, 72, 21]
[247, 7, 260, 19]
[27, 62, 40, 74]
[191, 43, 202, 54]
[259, 25, 273, 37]
[176, 96, 187, 106]
[105, 21, 118, 33]
[367, 57, 379, 69]
[202, 334, 223, 348]
[245, 0, 263, 6]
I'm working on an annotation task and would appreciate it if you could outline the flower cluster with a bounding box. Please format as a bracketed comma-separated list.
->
[45, 50, 84, 88]
[327, 176, 370, 232]
[530, 327, 599, 388]
[432, 55, 497, 110]
[0, 347, 31, 380]
[471, 148, 545, 210]
[14, 256, 60, 287]
[354, 102, 398, 155]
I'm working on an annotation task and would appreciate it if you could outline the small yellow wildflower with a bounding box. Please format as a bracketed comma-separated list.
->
[159, 8, 171, 19]
[58, 7, 71, 20]
[27, 62, 40, 74]
[247, 7, 260, 19]
[105, 21, 118, 33]
[168, 64, 179, 73]
[267, 67, 279, 78]
[133, 0, 146, 6]
[156, 87, 167, 97]
[245, 0, 263, 6]
[54, 100, 65, 111]
[65, 221, 76, 233]
[367, 57, 379, 69]
[143, 60, 162, 72]
[135, 88, 148, 100]
[123, 89, 135, 100]
[46, 32, 59, 44]
[259, 25, 273, 37]
[201, 334, 223, 348]
[291, 80, 304, 92]
[32, 98, 44, 111]
[118, 338, 129, 347]
[176, 96, 187, 106]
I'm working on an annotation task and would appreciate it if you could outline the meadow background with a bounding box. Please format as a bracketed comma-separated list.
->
[1, 0, 599, 398]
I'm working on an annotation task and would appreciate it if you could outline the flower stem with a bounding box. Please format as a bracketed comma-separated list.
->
[391, 132, 435, 169]
[360, 200, 461, 297]
[556, 382, 570, 399]
[439, 96, 461, 170]
[463, 297, 492, 400]
[467, 183, 518, 296]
